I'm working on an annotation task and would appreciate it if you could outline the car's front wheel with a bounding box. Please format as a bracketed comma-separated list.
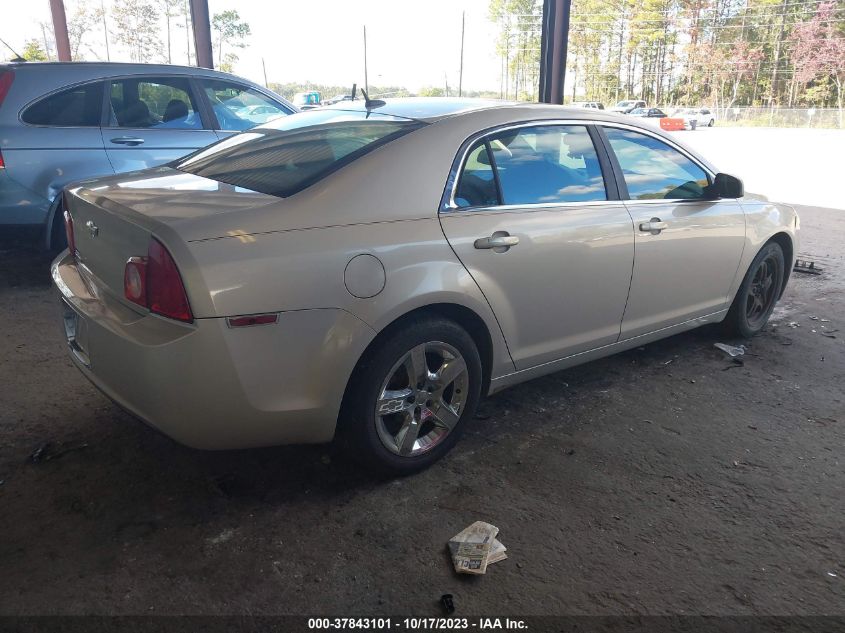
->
[708, 118, 715, 127]
[724, 241, 785, 338]
[342, 317, 482, 475]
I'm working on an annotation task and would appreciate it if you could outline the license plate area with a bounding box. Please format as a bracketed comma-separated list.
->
[62, 300, 91, 367]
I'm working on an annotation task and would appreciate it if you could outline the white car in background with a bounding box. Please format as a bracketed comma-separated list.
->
[236, 104, 288, 125]
[609, 99, 646, 114]
[692, 107, 716, 127]
[571, 101, 604, 110]
[670, 108, 701, 130]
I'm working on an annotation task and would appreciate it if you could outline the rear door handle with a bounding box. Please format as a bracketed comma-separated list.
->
[110, 136, 145, 146]
[474, 234, 519, 250]
[639, 218, 668, 234]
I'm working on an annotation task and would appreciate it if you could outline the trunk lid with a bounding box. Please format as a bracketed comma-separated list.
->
[66, 166, 279, 302]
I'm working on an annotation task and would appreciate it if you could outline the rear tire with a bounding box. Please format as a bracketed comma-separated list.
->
[341, 317, 482, 476]
[708, 118, 715, 127]
[723, 242, 784, 338]
[48, 200, 67, 252]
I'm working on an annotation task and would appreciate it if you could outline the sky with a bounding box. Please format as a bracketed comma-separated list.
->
[1, 0, 505, 93]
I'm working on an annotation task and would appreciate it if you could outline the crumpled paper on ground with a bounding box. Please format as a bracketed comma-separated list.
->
[448, 521, 507, 574]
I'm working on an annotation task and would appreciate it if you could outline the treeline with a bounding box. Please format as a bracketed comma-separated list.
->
[268, 82, 502, 101]
[490, 0, 845, 113]
[19, 0, 250, 73]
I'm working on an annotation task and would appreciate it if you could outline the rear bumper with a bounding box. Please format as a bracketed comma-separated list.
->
[51, 252, 375, 449]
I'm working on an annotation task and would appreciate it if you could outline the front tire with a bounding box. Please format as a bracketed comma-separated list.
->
[342, 317, 482, 475]
[724, 242, 785, 338]
[708, 118, 715, 127]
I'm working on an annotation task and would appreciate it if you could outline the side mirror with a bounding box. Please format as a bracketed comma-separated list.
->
[707, 173, 744, 199]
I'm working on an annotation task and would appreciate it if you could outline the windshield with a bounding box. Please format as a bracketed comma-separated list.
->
[617, 101, 633, 107]
[176, 109, 425, 198]
[630, 108, 646, 115]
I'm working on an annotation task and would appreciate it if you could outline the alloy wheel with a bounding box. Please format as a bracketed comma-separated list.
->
[374, 341, 469, 457]
[745, 254, 779, 328]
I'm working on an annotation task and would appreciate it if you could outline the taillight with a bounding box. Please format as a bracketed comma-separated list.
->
[123, 238, 193, 322]
[63, 196, 76, 257]
[0, 149, 5, 169]
[0, 71, 13, 108]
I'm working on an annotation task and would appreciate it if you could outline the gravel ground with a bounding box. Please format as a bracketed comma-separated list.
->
[0, 205, 842, 617]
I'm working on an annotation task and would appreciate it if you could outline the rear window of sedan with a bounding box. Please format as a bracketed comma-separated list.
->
[175, 109, 425, 197]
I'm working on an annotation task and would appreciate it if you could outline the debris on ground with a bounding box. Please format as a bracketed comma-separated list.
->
[788, 322, 801, 328]
[714, 343, 746, 358]
[794, 259, 822, 274]
[440, 594, 455, 614]
[28, 443, 50, 463]
[448, 521, 507, 575]
[28, 442, 89, 464]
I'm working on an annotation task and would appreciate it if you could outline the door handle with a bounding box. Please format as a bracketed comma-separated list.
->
[110, 136, 145, 146]
[474, 234, 519, 250]
[639, 218, 668, 234]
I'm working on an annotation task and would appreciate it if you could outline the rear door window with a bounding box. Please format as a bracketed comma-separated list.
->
[176, 109, 424, 197]
[199, 79, 291, 131]
[108, 77, 202, 129]
[493, 125, 607, 205]
[604, 127, 710, 200]
[454, 142, 499, 208]
[22, 82, 104, 127]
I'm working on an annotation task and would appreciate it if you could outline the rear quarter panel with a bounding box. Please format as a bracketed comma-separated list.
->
[187, 218, 515, 380]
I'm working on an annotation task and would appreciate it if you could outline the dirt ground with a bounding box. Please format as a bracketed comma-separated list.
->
[0, 206, 842, 617]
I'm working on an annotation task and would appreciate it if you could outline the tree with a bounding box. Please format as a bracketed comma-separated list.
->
[419, 86, 446, 97]
[212, 10, 251, 68]
[219, 52, 239, 74]
[112, 0, 163, 63]
[153, 0, 184, 64]
[790, 1, 845, 126]
[66, 0, 100, 60]
[22, 40, 48, 61]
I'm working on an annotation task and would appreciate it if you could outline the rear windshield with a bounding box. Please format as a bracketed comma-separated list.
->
[176, 109, 424, 197]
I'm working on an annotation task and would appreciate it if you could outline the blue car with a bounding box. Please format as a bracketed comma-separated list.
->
[0, 62, 296, 248]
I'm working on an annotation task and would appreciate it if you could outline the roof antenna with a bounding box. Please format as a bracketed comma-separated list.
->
[0, 36, 24, 61]
[350, 83, 357, 101]
[360, 88, 385, 109]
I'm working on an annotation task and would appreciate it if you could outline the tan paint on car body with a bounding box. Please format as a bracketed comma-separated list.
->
[53, 100, 798, 449]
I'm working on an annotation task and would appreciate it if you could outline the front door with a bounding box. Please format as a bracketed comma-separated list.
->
[102, 76, 218, 173]
[440, 123, 635, 370]
[601, 126, 746, 339]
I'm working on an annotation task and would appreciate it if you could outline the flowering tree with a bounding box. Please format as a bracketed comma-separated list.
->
[790, 1, 845, 127]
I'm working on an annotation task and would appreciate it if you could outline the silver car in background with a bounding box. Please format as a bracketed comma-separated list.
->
[0, 62, 295, 248]
[53, 99, 798, 475]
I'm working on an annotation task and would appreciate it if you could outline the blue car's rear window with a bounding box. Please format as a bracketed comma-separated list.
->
[176, 109, 424, 198]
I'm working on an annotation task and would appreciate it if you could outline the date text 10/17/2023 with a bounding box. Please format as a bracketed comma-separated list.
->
[307, 617, 529, 630]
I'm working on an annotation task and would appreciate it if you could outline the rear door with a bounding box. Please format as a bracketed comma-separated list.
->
[102, 75, 218, 173]
[600, 125, 746, 338]
[440, 123, 635, 370]
[4, 80, 110, 222]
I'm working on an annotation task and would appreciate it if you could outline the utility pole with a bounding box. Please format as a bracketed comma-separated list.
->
[101, 0, 110, 61]
[262, 57, 268, 87]
[48, 0, 72, 61]
[363, 26, 369, 95]
[458, 11, 465, 97]
[41, 23, 52, 61]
